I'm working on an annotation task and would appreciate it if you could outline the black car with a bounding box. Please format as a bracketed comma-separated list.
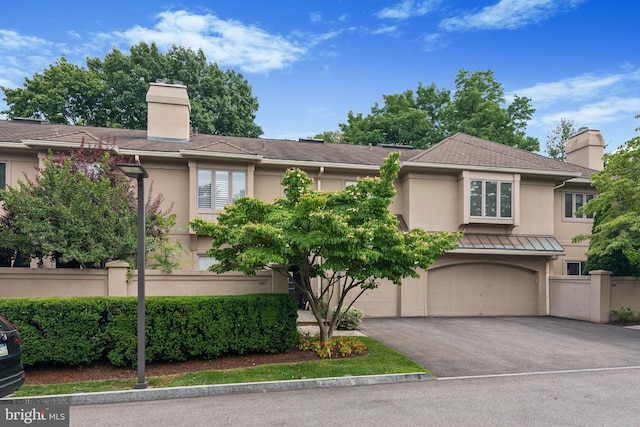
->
[0, 317, 25, 398]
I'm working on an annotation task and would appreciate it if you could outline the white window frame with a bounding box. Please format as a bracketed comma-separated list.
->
[566, 261, 586, 275]
[564, 192, 595, 219]
[197, 254, 219, 271]
[469, 179, 513, 219]
[197, 169, 246, 211]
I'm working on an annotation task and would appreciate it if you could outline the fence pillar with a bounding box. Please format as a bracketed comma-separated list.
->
[106, 261, 130, 296]
[589, 270, 612, 323]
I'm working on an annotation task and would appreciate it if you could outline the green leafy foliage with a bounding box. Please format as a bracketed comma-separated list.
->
[333, 69, 538, 151]
[610, 307, 640, 324]
[298, 333, 367, 358]
[545, 117, 576, 161]
[0, 142, 177, 268]
[0, 152, 137, 267]
[0, 294, 297, 368]
[147, 213, 191, 272]
[332, 306, 364, 330]
[574, 132, 640, 276]
[191, 153, 460, 343]
[2, 42, 262, 137]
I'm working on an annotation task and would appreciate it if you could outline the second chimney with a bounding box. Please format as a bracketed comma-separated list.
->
[146, 81, 191, 142]
[566, 127, 605, 171]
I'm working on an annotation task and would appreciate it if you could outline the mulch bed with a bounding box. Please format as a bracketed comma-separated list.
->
[24, 349, 323, 385]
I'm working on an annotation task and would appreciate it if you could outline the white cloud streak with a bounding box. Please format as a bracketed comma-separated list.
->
[377, 0, 440, 20]
[533, 97, 640, 128]
[511, 69, 640, 106]
[440, 0, 586, 32]
[117, 10, 308, 74]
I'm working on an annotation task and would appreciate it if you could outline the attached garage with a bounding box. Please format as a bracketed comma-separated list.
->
[426, 263, 539, 316]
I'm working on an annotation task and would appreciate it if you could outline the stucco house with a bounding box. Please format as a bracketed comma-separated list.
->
[0, 81, 603, 317]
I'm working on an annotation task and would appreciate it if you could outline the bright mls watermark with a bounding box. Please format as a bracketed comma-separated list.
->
[1, 404, 69, 426]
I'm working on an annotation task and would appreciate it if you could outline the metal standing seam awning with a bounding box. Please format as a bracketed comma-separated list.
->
[453, 234, 565, 256]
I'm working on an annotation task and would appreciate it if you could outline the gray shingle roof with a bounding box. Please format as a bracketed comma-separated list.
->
[408, 133, 595, 177]
[0, 121, 595, 177]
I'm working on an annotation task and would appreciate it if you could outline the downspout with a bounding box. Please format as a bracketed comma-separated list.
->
[545, 258, 551, 316]
[317, 166, 325, 191]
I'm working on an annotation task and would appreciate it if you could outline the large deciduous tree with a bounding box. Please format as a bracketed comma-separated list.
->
[191, 153, 460, 342]
[574, 132, 640, 275]
[2, 42, 263, 137]
[333, 69, 538, 151]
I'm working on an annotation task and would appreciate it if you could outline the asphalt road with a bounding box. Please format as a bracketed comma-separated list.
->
[66, 317, 640, 426]
[70, 368, 640, 426]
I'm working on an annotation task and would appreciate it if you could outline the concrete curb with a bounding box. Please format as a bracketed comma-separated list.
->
[4, 372, 433, 406]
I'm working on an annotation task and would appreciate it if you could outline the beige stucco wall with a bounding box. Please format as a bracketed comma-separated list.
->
[400, 172, 458, 230]
[515, 179, 555, 235]
[0, 268, 109, 297]
[0, 267, 288, 298]
[610, 277, 640, 312]
[551, 182, 594, 276]
[549, 276, 591, 320]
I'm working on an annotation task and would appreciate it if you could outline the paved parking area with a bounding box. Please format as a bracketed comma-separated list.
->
[359, 317, 640, 377]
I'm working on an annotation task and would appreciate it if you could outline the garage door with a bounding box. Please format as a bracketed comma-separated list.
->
[427, 263, 538, 316]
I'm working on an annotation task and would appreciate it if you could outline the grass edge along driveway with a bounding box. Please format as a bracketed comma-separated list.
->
[12, 338, 429, 397]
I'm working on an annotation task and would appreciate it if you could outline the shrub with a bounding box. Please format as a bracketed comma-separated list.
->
[298, 332, 367, 358]
[0, 294, 298, 368]
[332, 306, 364, 330]
[611, 307, 640, 324]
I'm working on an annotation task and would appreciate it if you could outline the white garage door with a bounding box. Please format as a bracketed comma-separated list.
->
[427, 263, 538, 316]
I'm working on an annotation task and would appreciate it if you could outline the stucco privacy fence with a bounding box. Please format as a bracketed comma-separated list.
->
[0, 261, 289, 298]
[3, 265, 640, 323]
[550, 270, 640, 323]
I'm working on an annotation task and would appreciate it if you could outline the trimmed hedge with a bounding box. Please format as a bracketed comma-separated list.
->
[0, 294, 298, 368]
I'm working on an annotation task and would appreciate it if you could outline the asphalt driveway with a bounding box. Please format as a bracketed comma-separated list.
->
[359, 317, 640, 377]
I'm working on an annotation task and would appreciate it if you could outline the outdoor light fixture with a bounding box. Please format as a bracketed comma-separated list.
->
[117, 163, 149, 389]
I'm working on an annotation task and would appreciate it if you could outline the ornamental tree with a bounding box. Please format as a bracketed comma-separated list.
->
[0, 141, 175, 268]
[191, 152, 460, 342]
[574, 132, 640, 275]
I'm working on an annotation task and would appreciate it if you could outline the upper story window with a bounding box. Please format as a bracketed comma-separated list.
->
[198, 169, 246, 210]
[564, 192, 594, 219]
[0, 162, 5, 189]
[470, 180, 513, 219]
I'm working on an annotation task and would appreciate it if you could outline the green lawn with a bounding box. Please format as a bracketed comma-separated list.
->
[12, 338, 430, 397]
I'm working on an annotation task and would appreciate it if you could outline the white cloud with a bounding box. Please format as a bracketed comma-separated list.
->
[372, 25, 399, 36]
[0, 30, 60, 88]
[533, 97, 640, 128]
[440, 0, 585, 32]
[309, 12, 322, 23]
[511, 69, 640, 106]
[378, 0, 440, 20]
[421, 33, 448, 51]
[118, 10, 307, 74]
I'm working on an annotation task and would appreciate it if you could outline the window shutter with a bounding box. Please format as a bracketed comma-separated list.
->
[215, 171, 229, 210]
[198, 170, 212, 209]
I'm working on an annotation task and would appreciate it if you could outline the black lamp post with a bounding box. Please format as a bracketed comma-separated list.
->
[117, 163, 149, 389]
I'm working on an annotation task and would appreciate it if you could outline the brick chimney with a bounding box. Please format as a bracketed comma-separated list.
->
[566, 127, 604, 171]
[146, 80, 191, 142]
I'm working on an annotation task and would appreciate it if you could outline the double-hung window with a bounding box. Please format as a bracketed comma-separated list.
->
[470, 179, 513, 219]
[564, 193, 594, 219]
[198, 169, 246, 210]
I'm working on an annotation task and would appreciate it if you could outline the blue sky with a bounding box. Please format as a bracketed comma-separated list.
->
[1, 1, 639, 153]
